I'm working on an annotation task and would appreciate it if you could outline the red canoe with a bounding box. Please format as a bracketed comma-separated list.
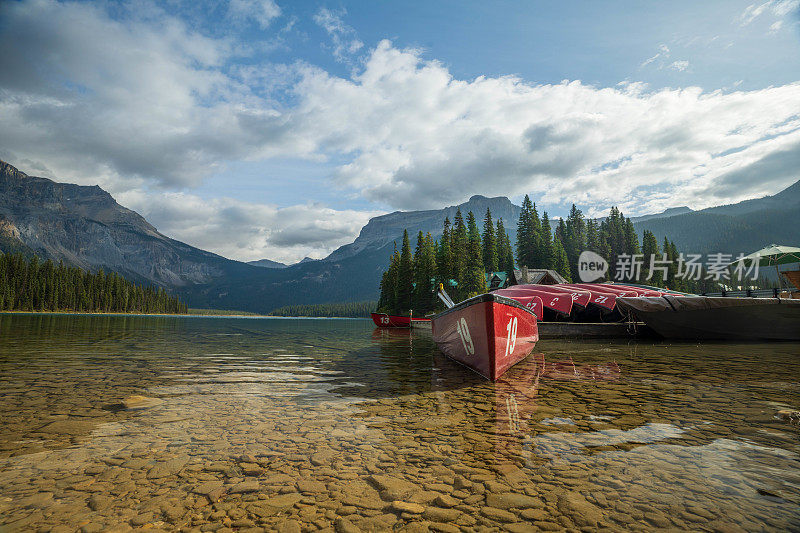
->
[541, 285, 592, 308]
[494, 286, 574, 316]
[512, 284, 593, 309]
[563, 283, 639, 297]
[431, 293, 539, 381]
[556, 284, 635, 311]
[483, 290, 544, 319]
[371, 312, 431, 328]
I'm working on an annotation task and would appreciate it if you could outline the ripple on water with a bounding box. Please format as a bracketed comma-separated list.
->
[0, 314, 798, 531]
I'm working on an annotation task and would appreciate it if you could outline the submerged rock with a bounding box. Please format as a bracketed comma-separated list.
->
[485, 492, 542, 510]
[229, 480, 261, 494]
[122, 395, 163, 410]
[390, 501, 425, 514]
[367, 475, 419, 500]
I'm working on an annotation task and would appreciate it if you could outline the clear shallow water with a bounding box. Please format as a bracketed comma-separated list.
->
[0, 313, 799, 532]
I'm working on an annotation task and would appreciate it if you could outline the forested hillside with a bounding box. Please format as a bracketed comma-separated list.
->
[0, 254, 187, 314]
[636, 208, 800, 256]
[269, 301, 376, 318]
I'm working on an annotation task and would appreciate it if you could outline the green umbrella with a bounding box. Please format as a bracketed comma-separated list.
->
[732, 244, 800, 266]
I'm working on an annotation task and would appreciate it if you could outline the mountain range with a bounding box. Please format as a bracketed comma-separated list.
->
[1, 159, 797, 312]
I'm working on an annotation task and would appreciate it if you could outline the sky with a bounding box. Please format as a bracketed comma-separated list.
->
[1, 0, 799, 264]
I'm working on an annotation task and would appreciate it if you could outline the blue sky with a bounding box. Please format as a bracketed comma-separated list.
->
[1, 0, 799, 262]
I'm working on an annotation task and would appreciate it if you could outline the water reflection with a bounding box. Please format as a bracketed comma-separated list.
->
[0, 314, 798, 531]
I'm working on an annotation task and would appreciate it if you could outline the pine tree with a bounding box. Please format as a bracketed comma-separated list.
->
[642, 229, 661, 286]
[551, 235, 572, 281]
[412, 231, 426, 312]
[586, 219, 600, 253]
[540, 212, 553, 270]
[668, 240, 683, 291]
[555, 218, 567, 249]
[464, 212, 485, 296]
[379, 245, 400, 313]
[396, 230, 414, 314]
[663, 236, 677, 289]
[624, 218, 641, 256]
[496, 218, 514, 276]
[422, 233, 438, 312]
[601, 207, 626, 279]
[530, 201, 543, 266]
[516, 195, 533, 268]
[482, 208, 498, 273]
[436, 217, 453, 288]
[564, 204, 586, 277]
[412, 231, 438, 314]
[451, 209, 468, 300]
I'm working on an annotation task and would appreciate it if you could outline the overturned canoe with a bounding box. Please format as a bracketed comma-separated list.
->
[431, 293, 539, 380]
[616, 295, 800, 341]
[494, 286, 574, 316]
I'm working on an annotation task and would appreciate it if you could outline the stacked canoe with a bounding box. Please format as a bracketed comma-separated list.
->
[491, 283, 667, 321]
[429, 283, 665, 381]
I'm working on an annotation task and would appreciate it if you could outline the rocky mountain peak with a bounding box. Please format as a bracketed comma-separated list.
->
[0, 159, 248, 287]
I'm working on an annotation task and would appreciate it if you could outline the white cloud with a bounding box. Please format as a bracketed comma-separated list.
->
[640, 44, 689, 73]
[640, 44, 670, 68]
[0, 0, 251, 192]
[116, 191, 379, 263]
[1, 1, 800, 261]
[283, 41, 800, 214]
[769, 20, 784, 32]
[668, 60, 690, 72]
[227, 0, 281, 29]
[313, 7, 364, 63]
[739, 0, 799, 25]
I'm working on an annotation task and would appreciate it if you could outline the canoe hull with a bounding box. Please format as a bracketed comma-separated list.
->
[431, 294, 539, 380]
[494, 286, 573, 315]
[371, 313, 430, 328]
[617, 296, 800, 341]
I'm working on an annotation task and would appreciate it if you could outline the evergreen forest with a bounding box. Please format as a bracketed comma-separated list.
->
[0, 253, 187, 314]
[377, 198, 721, 316]
[269, 301, 376, 318]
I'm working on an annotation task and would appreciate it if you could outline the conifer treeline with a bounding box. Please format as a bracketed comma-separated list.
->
[515, 196, 573, 280]
[0, 253, 188, 313]
[269, 301, 376, 318]
[512, 195, 710, 292]
[377, 197, 713, 316]
[378, 208, 514, 316]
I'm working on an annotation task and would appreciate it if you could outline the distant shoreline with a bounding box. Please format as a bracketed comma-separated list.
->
[0, 310, 368, 319]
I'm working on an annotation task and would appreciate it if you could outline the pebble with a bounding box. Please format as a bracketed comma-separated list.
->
[480, 506, 517, 522]
[390, 501, 425, 514]
[485, 492, 541, 509]
[297, 480, 327, 493]
[334, 517, 361, 533]
[433, 494, 458, 508]
[422, 507, 461, 522]
[87, 494, 112, 511]
[229, 481, 261, 494]
[367, 475, 419, 500]
[122, 395, 162, 410]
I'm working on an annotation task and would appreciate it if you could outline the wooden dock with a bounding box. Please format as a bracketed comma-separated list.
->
[538, 322, 647, 338]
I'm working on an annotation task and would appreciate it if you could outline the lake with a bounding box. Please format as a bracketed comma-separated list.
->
[0, 313, 799, 532]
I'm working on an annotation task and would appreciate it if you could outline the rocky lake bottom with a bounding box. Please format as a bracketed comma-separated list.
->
[0, 313, 798, 532]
